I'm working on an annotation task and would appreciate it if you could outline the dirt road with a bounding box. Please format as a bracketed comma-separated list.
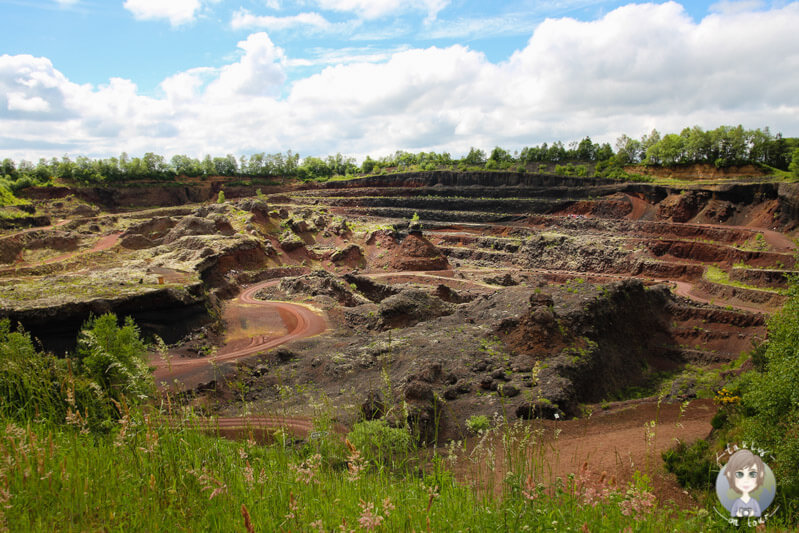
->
[152, 280, 327, 390]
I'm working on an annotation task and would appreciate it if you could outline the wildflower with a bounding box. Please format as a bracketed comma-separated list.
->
[522, 474, 539, 501]
[243, 461, 254, 489]
[619, 488, 657, 517]
[310, 519, 325, 532]
[382, 497, 395, 517]
[289, 453, 322, 485]
[358, 500, 384, 531]
[188, 468, 227, 500]
[345, 439, 366, 481]
[285, 491, 299, 521]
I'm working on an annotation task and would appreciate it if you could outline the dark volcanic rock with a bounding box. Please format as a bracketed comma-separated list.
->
[280, 271, 368, 307]
[163, 216, 219, 244]
[378, 288, 453, 328]
[343, 273, 399, 303]
[120, 234, 155, 250]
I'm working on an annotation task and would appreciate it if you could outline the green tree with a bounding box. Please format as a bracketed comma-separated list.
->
[789, 148, 799, 178]
[462, 147, 486, 166]
[614, 134, 641, 165]
[738, 278, 799, 501]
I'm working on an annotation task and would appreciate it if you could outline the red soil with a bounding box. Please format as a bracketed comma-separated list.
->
[151, 280, 327, 390]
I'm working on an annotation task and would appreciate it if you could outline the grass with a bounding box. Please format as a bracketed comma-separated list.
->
[703, 265, 787, 295]
[0, 411, 723, 532]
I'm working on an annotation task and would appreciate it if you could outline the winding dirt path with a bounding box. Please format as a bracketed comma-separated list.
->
[41, 232, 122, 265]
[154, 280, 328, 439]
[152, 280, 326, 390]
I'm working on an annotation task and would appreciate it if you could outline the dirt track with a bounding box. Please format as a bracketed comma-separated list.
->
[151, 280, 326, 390]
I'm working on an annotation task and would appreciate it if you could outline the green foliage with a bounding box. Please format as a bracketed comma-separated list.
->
[0, 321, 66, 423]
[789, 147, 799, 178]
[216, 189, 226, 203]
[0, 417, 724, 532]
[73, 313, 153, 404]
[662, 439, 716, 490]
[462, 147, 486, 166]
[0, 185, 29, 207]
[465, 414, 490, 433]
[736, 278, 799, 500]
[347, 419, 413, 469]
[0, 314, 152, 431]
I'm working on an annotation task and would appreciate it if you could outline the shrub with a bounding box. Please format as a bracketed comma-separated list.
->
[0, 315, 149, 430]
[73, 313, 153, 404]
[466, 414, 490, 433]
[217, 190, 226, 203]
[737, 279, 799, 501]
[662, 439, 716, 490]
[347, 420, 413, 469]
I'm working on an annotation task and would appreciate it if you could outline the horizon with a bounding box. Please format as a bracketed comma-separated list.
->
[1, 0, 798, 160]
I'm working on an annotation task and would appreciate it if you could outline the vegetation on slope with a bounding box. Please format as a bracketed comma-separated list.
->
[2, 125, 797, 188]
[664, 276, 799, 525]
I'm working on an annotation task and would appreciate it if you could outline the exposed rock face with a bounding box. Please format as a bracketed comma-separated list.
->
[1, 283, 213, 354]
[519, 232, 631, 273]
[330, 244, 364, 264]
[657, 191, 711, 222]
[279, 231, 305, 251]
[503, 280, 678, 417]
[388, 233, 449, 271]
[236, 198, 270, 220]
[162, 216, 230, 244]
[378, 288, 454, 329]
[279, 271, 370, 307]
[342, 273, 399, 303]
[119, 234, 155, 250]
[123, 217, 177, 242]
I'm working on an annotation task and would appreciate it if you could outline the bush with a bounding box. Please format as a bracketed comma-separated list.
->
[466, 414, 490, 433]
[0, 315, 150, 431]
[737, 279, 799, 500]
[662, 439, 716, 490]
[217, 190, 226, 203]
[347, 420, 413, 469]
[73, 313, 153, 404]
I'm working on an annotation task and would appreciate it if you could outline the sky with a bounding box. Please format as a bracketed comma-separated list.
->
[1, 0, 798, 162]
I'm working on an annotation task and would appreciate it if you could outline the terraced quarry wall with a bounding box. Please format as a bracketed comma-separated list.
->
[1, 170, 795, 433]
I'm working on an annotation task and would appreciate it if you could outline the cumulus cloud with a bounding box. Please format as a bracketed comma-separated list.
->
[205, 32, 287, 97]
[231, 9, 332, 31]
[123, 0, 202, 26]
[314, 0, 450, 21]
[3, 1, 799, 160]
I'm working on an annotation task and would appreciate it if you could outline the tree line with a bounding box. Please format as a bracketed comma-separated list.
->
[1, 125, 797, 189]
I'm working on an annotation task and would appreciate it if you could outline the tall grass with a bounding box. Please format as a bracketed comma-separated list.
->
[0, 407, 727, 532]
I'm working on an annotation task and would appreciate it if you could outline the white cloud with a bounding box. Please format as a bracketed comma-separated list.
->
[7, 93, 51, 113]
[123, 0, 202, 26]
[231, 9, 332, 31]
[205, 32, 287, 97]
[314, 0, 450, 21]
[54, 0, 80, 6]
[709, 0, 765, 14]
[3, 2, 799, 160]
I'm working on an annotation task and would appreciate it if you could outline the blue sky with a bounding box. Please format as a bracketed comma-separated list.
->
[1, 0, 798, 160]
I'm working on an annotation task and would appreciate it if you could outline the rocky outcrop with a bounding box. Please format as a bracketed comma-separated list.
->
[378, 288, 454, 329]
[279, 271, 370, 307]
[2, 283, 214, 354]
